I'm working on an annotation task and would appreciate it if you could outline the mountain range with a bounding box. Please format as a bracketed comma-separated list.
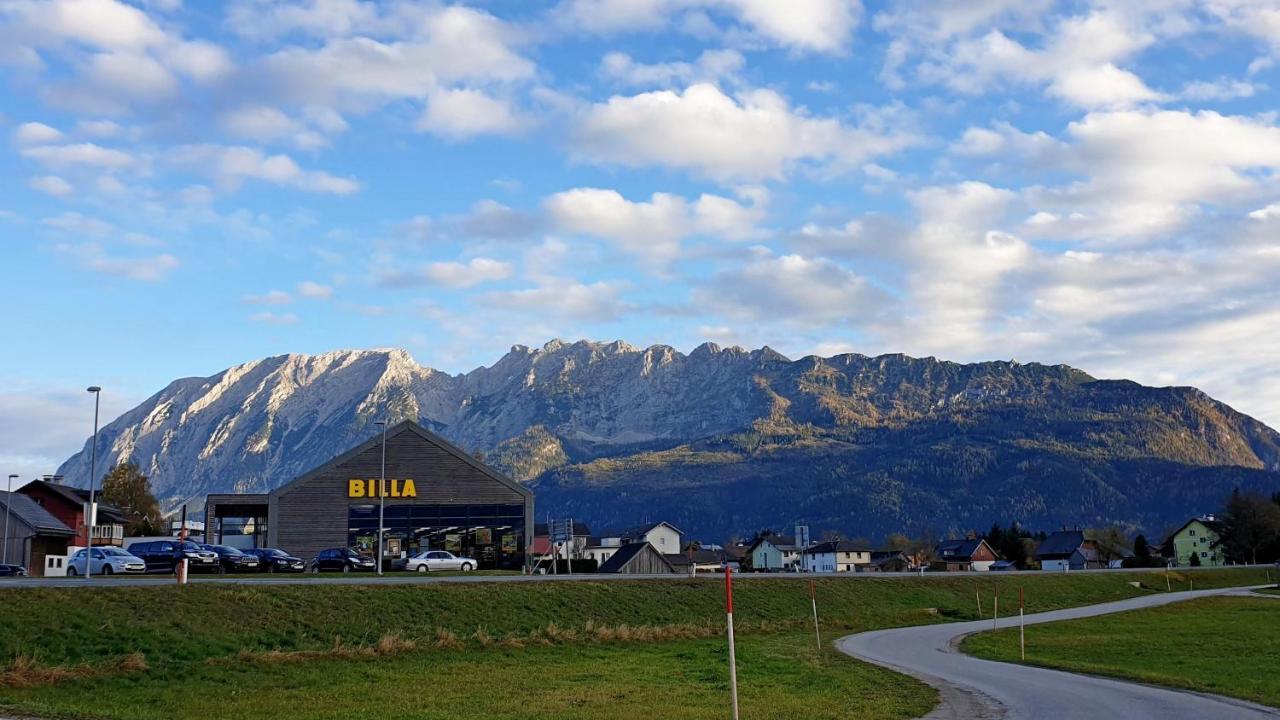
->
[56, 340, 1280, 541]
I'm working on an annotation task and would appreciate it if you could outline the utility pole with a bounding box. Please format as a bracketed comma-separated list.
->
[85, 386, 101, 582]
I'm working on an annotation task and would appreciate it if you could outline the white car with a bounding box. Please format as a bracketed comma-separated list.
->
[405, 550, 476, 572]
[67, 547, 146, 576]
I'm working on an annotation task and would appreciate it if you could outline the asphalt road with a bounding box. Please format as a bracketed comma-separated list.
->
[1, 564, 1269, 589]
[838, 586, 1280, 720]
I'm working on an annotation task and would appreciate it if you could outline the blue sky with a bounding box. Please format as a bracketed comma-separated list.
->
[3, 0, 1280, 477]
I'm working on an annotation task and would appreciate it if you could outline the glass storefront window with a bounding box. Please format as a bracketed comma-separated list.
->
[347, 503, 525, 570]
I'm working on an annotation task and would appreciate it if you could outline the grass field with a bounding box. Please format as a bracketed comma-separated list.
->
[0, 568, 1268, 719]
[962, 595, 1280, 708]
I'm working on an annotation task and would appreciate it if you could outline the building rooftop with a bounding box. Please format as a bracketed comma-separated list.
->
[0, 491, 75, 536]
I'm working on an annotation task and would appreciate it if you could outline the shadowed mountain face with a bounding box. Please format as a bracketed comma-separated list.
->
[57, 340, 1280, 541]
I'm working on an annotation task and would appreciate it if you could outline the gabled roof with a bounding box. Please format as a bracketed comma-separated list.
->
[621, 521, 682, 540]
[273, 419, 531, 500]
[0, 491, 75, 536]
[597, 542, 676, 573]
[936, 538, 996, 561]
[747, 535, 796, 553]
[1036, 530, 1087, 559]
[18, 479, 128, 524]
[802, 540, 872, 555]
[1163, 516, 1224, 547]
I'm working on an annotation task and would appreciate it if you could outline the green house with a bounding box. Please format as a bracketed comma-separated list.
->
[1164, 517, 1224, 567]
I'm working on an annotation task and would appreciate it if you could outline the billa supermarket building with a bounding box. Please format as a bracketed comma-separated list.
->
[204, 421, 534, 569]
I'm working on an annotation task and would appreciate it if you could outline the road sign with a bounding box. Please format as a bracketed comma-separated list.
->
[549, 518, 574, 544]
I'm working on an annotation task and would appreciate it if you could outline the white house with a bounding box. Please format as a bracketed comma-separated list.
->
[747, 535, 801, 571]
[800, 540, 873, 573]
[620, 522, 682, 554]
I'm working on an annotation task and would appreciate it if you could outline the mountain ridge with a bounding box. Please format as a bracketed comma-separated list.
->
[55, 340, 1280, 540]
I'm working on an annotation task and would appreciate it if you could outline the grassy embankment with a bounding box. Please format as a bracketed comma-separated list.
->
[962, 594, 1280, 708]
[0, 567, 1268, 720]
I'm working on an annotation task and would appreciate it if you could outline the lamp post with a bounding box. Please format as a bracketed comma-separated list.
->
[376, 419, 387, 576]
[3, 474, 16, 565]
[86, 386, 101, 581]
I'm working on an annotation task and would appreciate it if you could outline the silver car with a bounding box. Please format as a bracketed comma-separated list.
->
[405, 550, 476, 572]
[67, 547, 146, 576]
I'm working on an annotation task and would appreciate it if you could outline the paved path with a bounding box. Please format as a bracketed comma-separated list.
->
[838, 586, 1280, 720]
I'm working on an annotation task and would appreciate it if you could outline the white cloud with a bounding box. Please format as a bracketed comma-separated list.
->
[21, 142, 135, 170]
[893, 7, 1171, 109]
[600, 49, 744, 88]
[459, 200, 541, 239]
[42, 211, 114, 235]
[417, 88, 525, 139]
[379, 257, 513, 289]
[1248, 203, 1280, 221]
[29, 175, 74, 197]
[255, 5, 534, 110]
[696, 249, 888, 325]
[483, 278, 630, 322]
[220, 105, 332, 149]
[558, 0, 861, 54]
[57, 242, 179, 281]
[572, 83, 916, 181]
[1178, 78, 1259, 102]
[248, 311, 300, 325]
[4, 0, 169, 51]
[544, 187, 765, 264]
[243, 290, 293, 305]
[297, 281, 333, 299]
[170, 145, 360, 194]
[12, 122, 63, 145]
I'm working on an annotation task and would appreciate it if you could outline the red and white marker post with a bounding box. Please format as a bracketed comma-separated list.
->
[809, 579, 821, 652]
[1019, 586, 1025, 661]
[725, 567, 740, 720]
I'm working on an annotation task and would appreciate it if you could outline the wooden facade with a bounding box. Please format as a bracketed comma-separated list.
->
[597, 542, 678, 574]
[205, 420, 533, 567]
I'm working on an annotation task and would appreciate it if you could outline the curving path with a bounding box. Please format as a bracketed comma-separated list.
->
[838, 586, 1280, 720]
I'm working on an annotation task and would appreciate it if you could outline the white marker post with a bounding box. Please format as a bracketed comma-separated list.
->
[1165, 565, 1171, 592]
[177, 504, 189, 586]
[1019, 586, 1025, 661]
[809, 579, 821, 652]
[976, 590, 983, 619]
[993, 594, 999, 630]
[725, 567, 740, 720]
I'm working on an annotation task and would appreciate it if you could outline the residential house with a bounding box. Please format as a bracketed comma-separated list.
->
[801, 541, 873, 573]
[597, 542, 678, 574]
[747, 535, 801, 572]
[620, 522, 682, 553]
[18, 479, 126, 548]
[667, 548, 726, 574]
[0, 491, 75, 576]
[1164, 516, 1225, 567]
[932, 538, 1000, 572]
[1036, 530, 1103, 571]
[582, 536, 622, 566]
[867, 550, 913, 573]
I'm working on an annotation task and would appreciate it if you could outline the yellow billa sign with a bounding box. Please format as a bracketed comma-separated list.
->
[348, 479, 417, 498]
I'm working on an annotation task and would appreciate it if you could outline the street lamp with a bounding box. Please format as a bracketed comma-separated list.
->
[86, 386, 101, 581]
[3, 474, 16, 565]
[376, 419, 387, 576]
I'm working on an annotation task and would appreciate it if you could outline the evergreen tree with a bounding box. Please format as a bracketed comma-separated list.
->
[100, 462, 164, 536]
[1133, 534, 1150, 560]
[1220, 488, 1280, 564]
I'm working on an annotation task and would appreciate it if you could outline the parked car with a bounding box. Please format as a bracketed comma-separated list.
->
[404, 550, 476, 573]
[309, 548, 376, 573]
[199, 544, 261, 574]
[244, 548, 307, 573]
[0, 564, 27, 577]
[67, 547, 146, 576]
[128, 539, 220, 574]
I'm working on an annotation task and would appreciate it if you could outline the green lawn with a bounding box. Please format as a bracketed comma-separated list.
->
[1256, 587, 1280, 596]
[962, 595, 1280, 708]
[0, 568, 1267, 720]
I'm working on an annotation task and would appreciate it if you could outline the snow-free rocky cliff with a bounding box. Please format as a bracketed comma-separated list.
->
[57, 340, 1280, 539]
